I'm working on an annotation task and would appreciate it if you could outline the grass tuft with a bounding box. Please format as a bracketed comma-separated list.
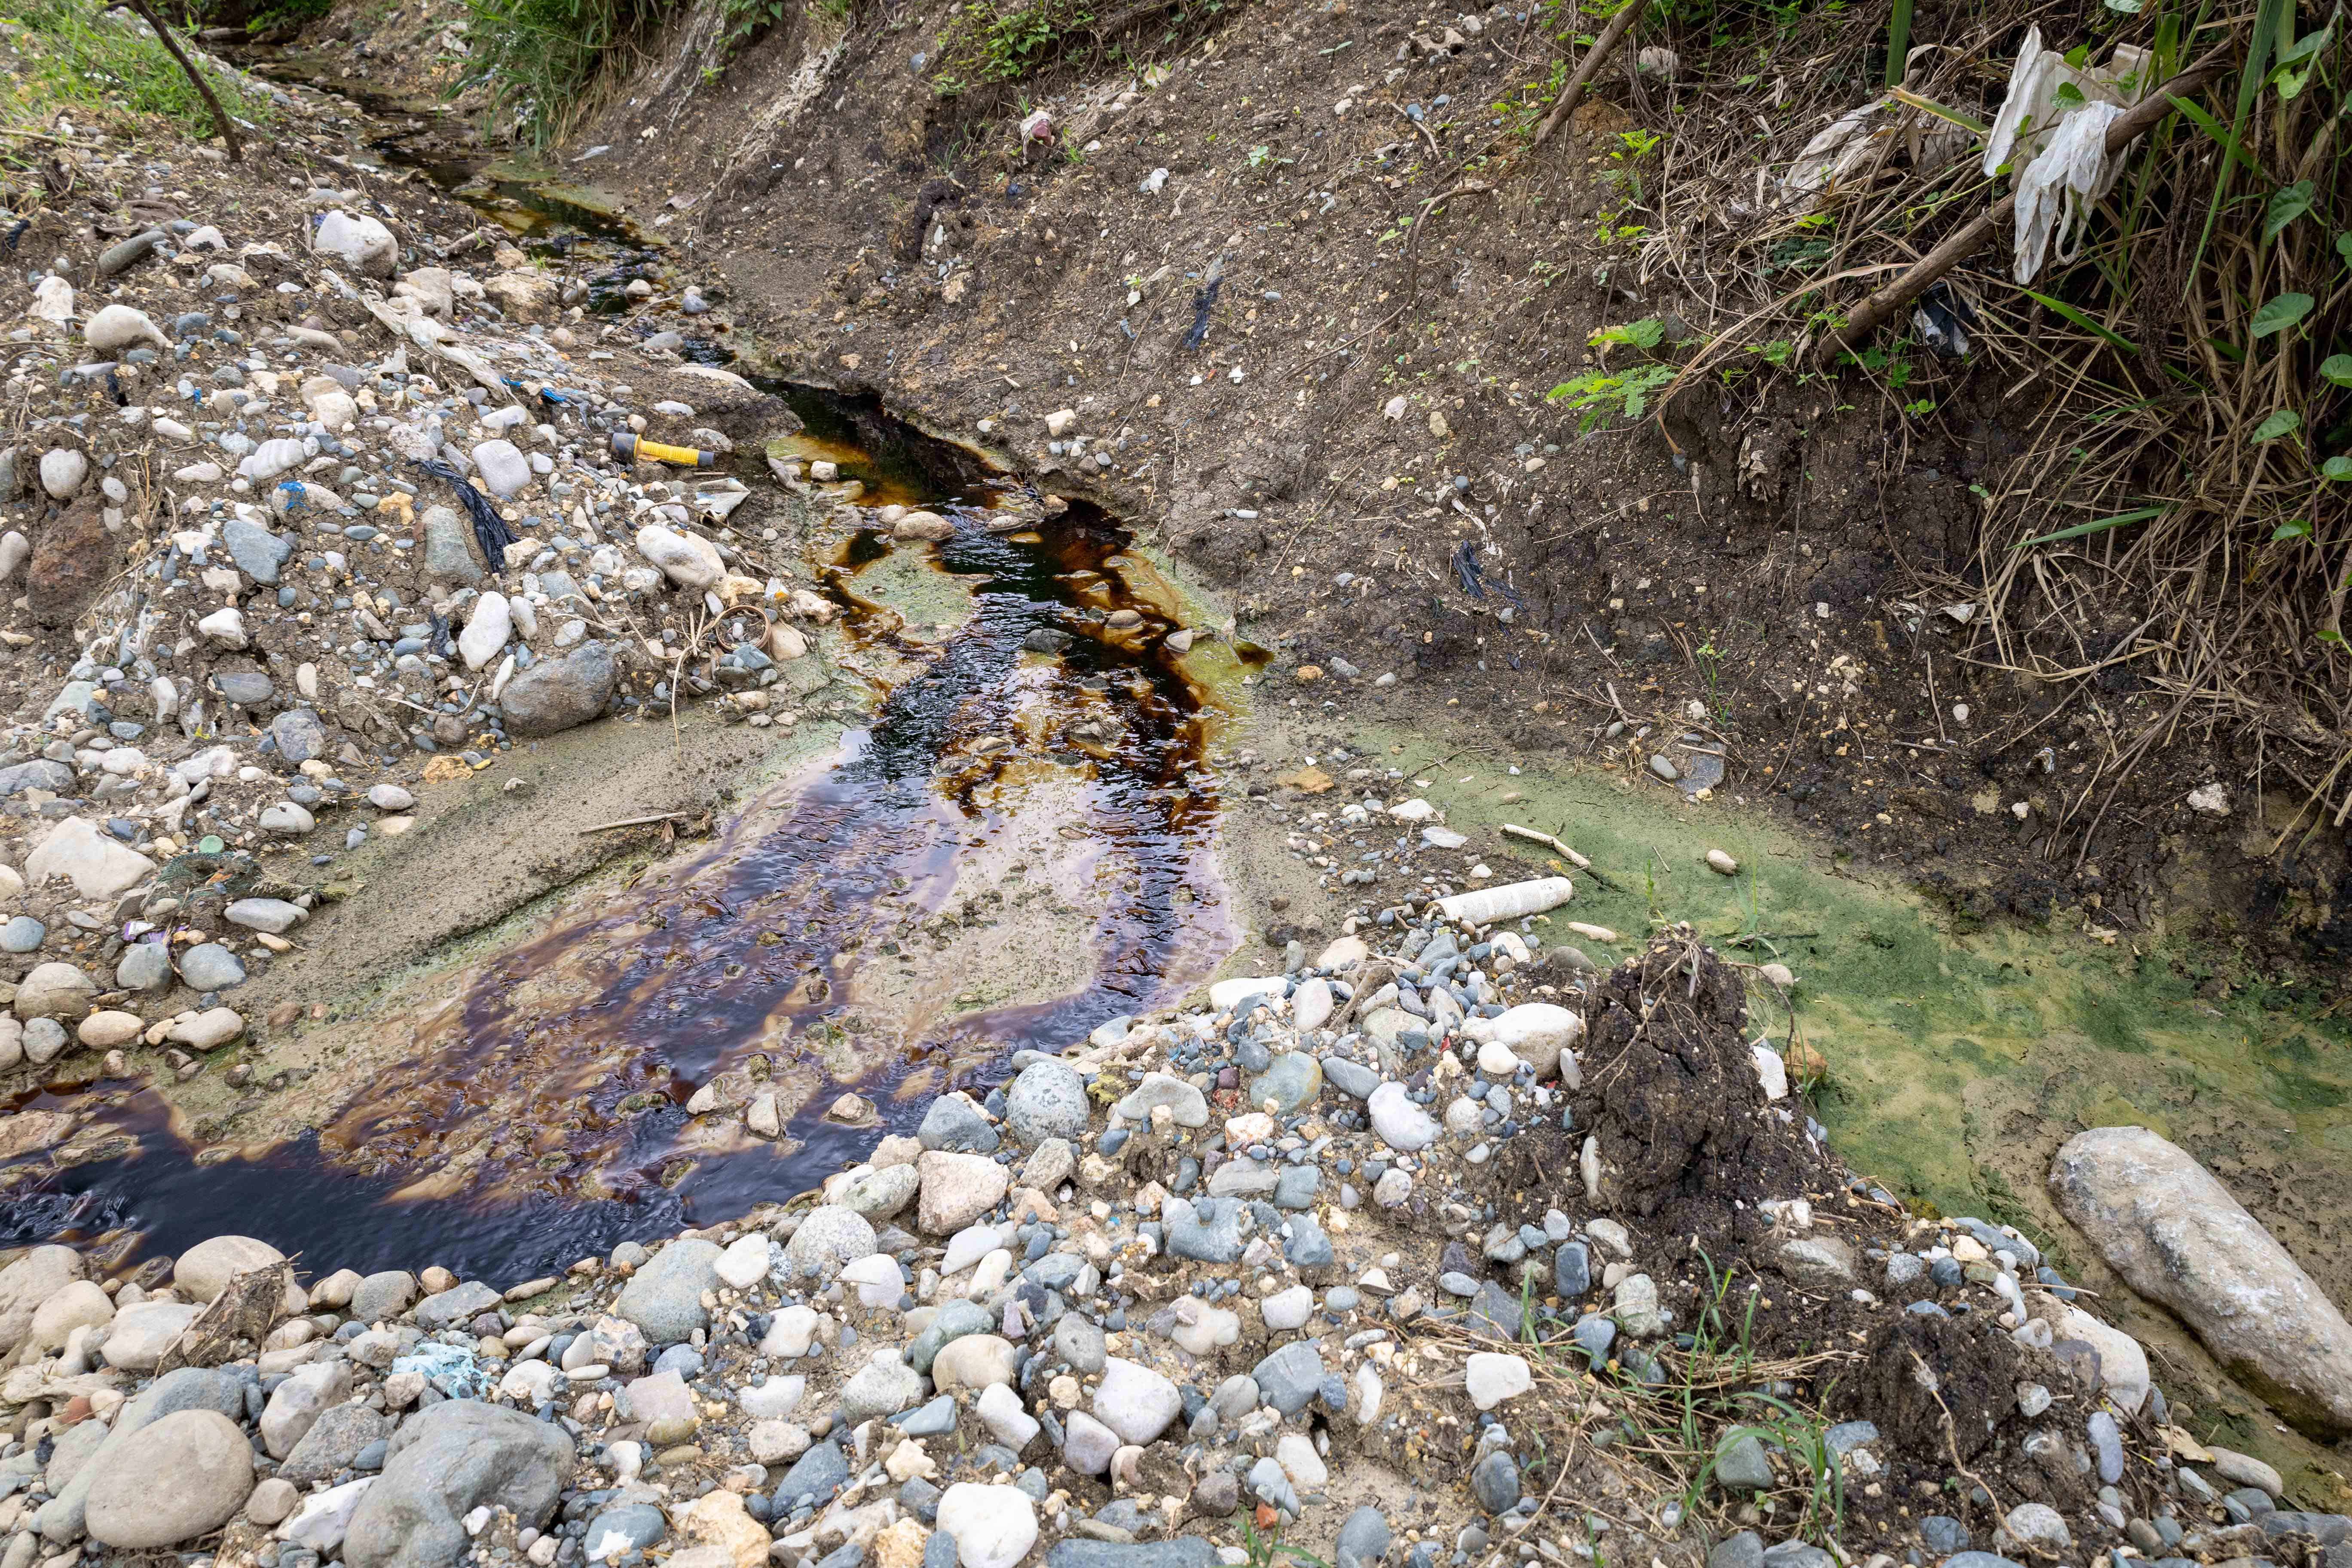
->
[457, 0, 660, 149]
[0, 0, 272, 141]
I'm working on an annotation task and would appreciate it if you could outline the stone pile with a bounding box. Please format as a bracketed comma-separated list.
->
[1, 910, 2335, 1568]
[0, 140, 929, 1103]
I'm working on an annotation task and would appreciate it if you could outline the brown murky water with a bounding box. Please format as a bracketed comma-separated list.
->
[0, 495, 1236, 1283]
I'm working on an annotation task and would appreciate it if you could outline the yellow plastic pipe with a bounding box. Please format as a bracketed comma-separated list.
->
[612, 432, 718, 468]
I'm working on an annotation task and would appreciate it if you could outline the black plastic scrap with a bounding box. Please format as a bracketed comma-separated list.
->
[1912, 281, 1979, 360]
[1450, 539, 1485, 597]
[1451, 540, 1524, 608]
[1184, 276, 1223, 350]
[413, 457, 517, 572]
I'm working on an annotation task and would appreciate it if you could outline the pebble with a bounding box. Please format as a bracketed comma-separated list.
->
[2001, 1505, 2072, 1555]
[40, 448, 88, 499]
[1469, 1451, 1520, 1513]
[1093, 1358, 1182, 1444]
[1464, 1352, 1531, 1410]
[1367, 1082, 1440, 1150]
[176, 943, 247, 991]
[935, 1482, 1038, 1568]
[1004, 1059, 1089, 1144]
[2087, 1410, 2123, 1483]
[84, 1409, 254, 1547]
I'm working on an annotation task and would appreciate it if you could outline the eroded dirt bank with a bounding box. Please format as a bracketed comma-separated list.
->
[409, 0, 2352, 985]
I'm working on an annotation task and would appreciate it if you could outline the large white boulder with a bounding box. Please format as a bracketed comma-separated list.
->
[25, 817, 154, 899]
[2051, 1125, 2352, 1437]
[311, 210, 398, 277]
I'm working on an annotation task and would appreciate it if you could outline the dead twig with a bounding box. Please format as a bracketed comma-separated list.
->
[580, 812, 692, 834]
[105, 0, 242, 162]
[1501, 822, 1591, 869]
[1532, 0, 1641, 150]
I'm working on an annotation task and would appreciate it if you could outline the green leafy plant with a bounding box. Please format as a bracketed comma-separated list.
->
[1883, 0, 1911, 87]
[933, 0, 1092, 90]
[1551, 317, 1678, 431]
[717, 0, 791, 57]
[1546, 364, 1678, 431]
[1604, 126, 1663, 202]
[1590, 317, 1667, 351]
[1245, 143, 1292, 180]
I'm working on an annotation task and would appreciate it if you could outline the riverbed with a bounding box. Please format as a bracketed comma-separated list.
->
[5, 49, 2348, 1501]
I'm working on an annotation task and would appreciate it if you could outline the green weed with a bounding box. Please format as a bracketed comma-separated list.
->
[1545, 362, 1677, 432]
[2, 0, 272, 139]
[1238, 1519, 1329, 1568]
[459, 0, 659, 148]
[1600, 1250, 1848, 1547]
[931, 0, 1092, 93]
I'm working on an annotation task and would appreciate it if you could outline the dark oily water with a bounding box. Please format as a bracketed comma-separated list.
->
[0, 504, 1231, 1284]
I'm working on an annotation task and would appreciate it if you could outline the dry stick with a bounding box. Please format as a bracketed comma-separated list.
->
[1531, 0, 1641, 150]
[1398, 180, 1495, 312]
[1912, 1347, 2005, 1515]
[107, 0, 242, 162]
[1502, 822, 1591, 869]
[1814, 49, 2234, 363]
[581, 812, 693, 834]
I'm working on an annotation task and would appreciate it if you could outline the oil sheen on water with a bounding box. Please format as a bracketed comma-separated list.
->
[0, 440, 1233, 1283]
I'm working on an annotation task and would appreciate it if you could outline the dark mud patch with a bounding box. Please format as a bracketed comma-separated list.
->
[1576, 939, 1814, 1222]
[1489, 938, 1820, 1248]
[1847, 1310, 2033, 1468]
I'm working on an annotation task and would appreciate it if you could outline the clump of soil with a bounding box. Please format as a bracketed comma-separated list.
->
[1484, 936, 2129, 1550]
[1573, 935, 1820, 1227]
[1848, 1309, 2029, 1467]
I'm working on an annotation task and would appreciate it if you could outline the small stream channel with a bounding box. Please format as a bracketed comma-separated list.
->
[6, 464, 1233, 1285]
[0, 89, 1242, 1281]
[12, 56, 2350, 1493]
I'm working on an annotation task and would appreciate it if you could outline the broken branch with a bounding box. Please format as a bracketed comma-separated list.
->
[1532, 0, 1640, 150]
[107, 0, 242, 163]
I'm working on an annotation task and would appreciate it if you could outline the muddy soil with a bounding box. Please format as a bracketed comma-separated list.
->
[1571, 934, 1820, 1226]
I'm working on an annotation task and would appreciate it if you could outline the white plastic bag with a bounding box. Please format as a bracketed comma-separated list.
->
[1782, 101, 1892, 204]
[2012, 99, 2126, 281]
[1982, 28, 2149, 176]
[1983, 27, 2151, 281]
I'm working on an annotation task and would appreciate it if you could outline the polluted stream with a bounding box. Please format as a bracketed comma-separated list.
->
[0, 97, 1242, 1272]
[5, 474, 1234, 1282]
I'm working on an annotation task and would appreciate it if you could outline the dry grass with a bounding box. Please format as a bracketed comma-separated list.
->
[1578, 0, 2351, 859]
